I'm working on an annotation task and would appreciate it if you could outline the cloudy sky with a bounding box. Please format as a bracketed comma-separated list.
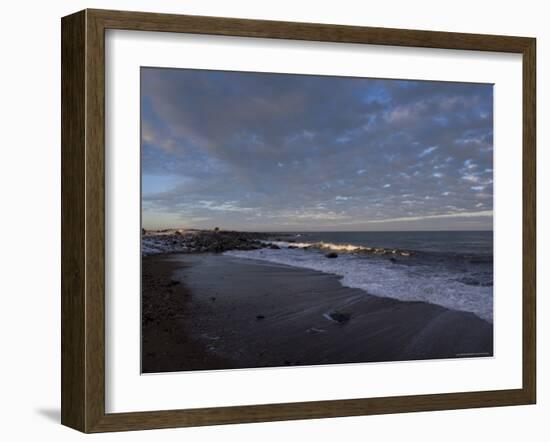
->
[141, 68, 493, 231]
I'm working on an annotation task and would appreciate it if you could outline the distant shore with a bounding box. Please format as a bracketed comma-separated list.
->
[142, 253, 493, 373]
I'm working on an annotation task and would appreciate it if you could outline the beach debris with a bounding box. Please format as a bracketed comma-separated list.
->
[325, 252, 338, 258]
[400, 251, 411, 256]
[324, 311, 351, 324]
[256, 314, 265, 320]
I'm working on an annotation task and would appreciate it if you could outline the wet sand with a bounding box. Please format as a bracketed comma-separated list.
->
[142, 253, 493, 373]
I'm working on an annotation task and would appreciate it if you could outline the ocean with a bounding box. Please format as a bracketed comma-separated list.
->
[224, 231, 494, 323]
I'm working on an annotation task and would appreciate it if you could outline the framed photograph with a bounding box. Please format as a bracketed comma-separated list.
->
[61, 9, 536, 433]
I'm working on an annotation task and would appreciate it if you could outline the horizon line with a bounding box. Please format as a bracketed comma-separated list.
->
[143, 227, 494, 233]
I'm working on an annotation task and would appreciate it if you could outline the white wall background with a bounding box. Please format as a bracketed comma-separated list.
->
[0, 0, 546, 440]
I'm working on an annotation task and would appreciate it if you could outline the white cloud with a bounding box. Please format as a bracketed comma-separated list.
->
[461, 174, 480, 182]
[419, 146, 438, 158]
[197, 200, 255, 212]
[364, 210, 493, 224]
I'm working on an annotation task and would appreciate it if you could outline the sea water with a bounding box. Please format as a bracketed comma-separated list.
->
[225, 231, 493, 323]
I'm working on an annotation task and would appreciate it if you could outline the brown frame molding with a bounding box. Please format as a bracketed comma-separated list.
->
[61, 9, 536, 433]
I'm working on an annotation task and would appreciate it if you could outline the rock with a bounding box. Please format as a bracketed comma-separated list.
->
[142, 229, 275, 255]
[256, 314, 265, 320]
[325, 252, 338, 258]
[400, 251, 411, 256]
[327, 311, 351, 324]
[268, 244, 280, 249]
[389, 257, 397, 263]
[288, 245, 299, 249]
[167, 280, 180, 287]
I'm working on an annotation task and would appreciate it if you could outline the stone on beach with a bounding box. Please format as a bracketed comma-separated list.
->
[326, 311, 351, 324]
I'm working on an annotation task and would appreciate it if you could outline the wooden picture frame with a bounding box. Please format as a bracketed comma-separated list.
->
[61, 8, 536, 433]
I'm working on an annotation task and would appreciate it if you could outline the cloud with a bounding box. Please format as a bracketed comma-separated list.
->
[363, 210, 493, 224]
[141, 68, 493, 230]
[419, 146, 439, 158]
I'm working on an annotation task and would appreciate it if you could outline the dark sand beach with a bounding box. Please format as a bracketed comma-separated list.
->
[142, 253, 493, 373]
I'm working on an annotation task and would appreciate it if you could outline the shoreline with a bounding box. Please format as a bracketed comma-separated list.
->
[142, 228, 415, 257]
[142, 252, 493, 373]
[141, 255, 232, 373]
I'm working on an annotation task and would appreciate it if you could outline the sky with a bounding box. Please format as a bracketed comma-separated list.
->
[141, 67, 493, 232]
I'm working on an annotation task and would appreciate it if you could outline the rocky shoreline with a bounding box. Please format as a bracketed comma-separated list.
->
[142, 229, 276, 255]
[142, 228, 414, 258]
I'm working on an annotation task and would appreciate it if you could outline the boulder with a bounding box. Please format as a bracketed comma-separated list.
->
[327, 311, 351, 324]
